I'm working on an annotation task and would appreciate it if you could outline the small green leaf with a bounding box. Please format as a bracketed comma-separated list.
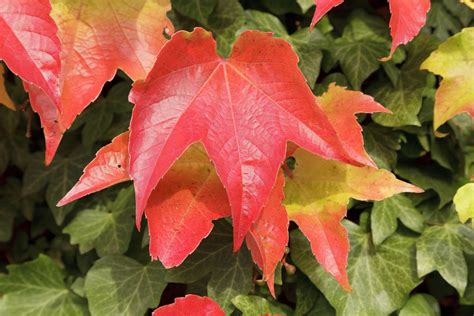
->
[371, 195, 424, 245]
[0, 255, 88, 316]
[63, 187, 134, 257]
[372, 34, 439, 127]
[399, 294, 440, 316]
[363, 124, 402, 170]
[454, 183, 474, 223]
[23, 149, 90, 225]
[84, 255, 166, 316]
[416, 217, 474, 296]
[331, 11, 389, 90]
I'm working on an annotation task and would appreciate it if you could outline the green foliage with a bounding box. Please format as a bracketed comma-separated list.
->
[1, 0, 473, 315]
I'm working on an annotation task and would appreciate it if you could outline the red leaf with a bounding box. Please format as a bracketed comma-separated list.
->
[317, 84, 390, 167]
[57, 132, 130, 206]
[152, 295, 225, 316]
[129, 28, 354, 250]
[26, 0, 173, 164]
[0, 0, 61, 107]
[246, 172, 288, 297]
[311, 0, 344, 29]
[311, 0, 430, 58]
[388, 0, 430, 58]
[146, 144, 231, 268]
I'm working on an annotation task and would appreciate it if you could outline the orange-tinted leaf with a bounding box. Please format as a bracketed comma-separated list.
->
[146, 144, 231, 268]
[317, 84, 390, 167]
[0, 64, 14, 110]
[0, 0, 61, 106]
[28, 0, 173, 164]
[284, 148, 423, 290]
[153, 295, 225, 316]
[246, 172, 288, 297]
[311, 0, 430, 58]
[129, 28, 355, 250]
[57, 132, 130, 206]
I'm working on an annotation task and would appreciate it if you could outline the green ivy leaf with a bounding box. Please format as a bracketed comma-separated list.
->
[372, 35, 439, 127]
[84, 255, 166, 316]
[232, 295, 292, 316]
[363, 124, 402, 170]
[172, 0, 218, 21]
[371, 195, 424, 245]
[166, 220, 253, 314]
[63, 187, 134, 257]
[416, 210, 474, 296]
[0, 255, 88, 316]
[462, 254, 474, 305]
[395, 162, 461, 209]
[332, 10, 389, 90]
[427, 0, 464, 40]
[23, 150, 90, 225]
[399, 294, 440, 316]
[291, 222, 420, 316]
[294, 276, 335, 316]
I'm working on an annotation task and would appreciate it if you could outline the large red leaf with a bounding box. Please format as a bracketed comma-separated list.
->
[129, 28, 355, 250]
[317, 84, 390, 167]
[57, 132, 130, 206]
[146, 144, 231, 268]
[28, 0, 173, 164]
[311, 0, 430, 57]
[153, 295, 225, 316]
[285, 149, 423, 290]
[246, 172, 288, 297]
[0, 0, 61, 107]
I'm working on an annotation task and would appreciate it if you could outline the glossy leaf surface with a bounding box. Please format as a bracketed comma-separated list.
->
[284, 148, 422, 290]
[129, 27, 353, 249]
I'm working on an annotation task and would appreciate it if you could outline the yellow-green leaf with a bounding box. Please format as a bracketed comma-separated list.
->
[421, 27, 474, 131]
[454, 183, 474, 223]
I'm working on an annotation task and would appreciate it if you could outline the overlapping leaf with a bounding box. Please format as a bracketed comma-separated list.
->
[0, 0, 61, 106]
[285, 149, 422, 290]
[153, 295, 225, 316]
[311, 0, 430, 57]
[128, 28, 356, 250]
[421, 27, 474, 131]
[6, 0, 173, 164]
